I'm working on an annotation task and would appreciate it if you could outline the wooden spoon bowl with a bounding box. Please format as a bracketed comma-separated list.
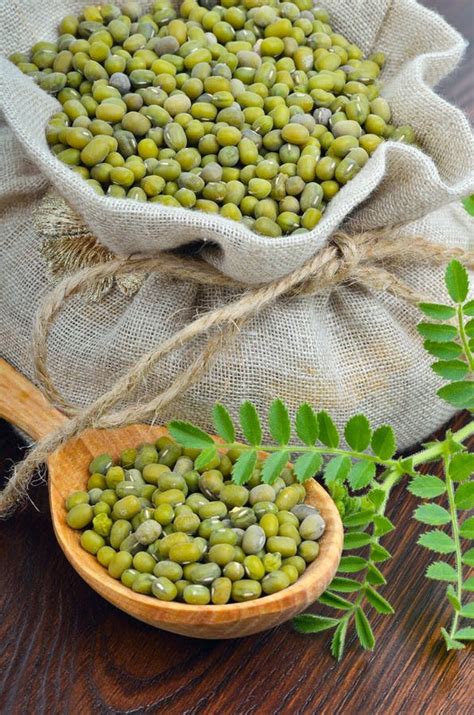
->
[0, 359, 343, 639]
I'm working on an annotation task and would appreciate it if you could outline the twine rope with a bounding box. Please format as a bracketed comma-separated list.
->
[2, 228, 473, 517]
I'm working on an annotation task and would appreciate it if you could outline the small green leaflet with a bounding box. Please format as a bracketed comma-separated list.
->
[337, 555, 368, 573]
[454, 481, 474, 510]
[262, 450, 290, 485]
[464, 299, 474, 316]
[343, 531, 372, 550]
[318, 411, 339, 448]
[232, 449, 257, 485]
[366, 563, 387, 586]
[294, 452, 322, 483]
[367, 488, 385, 510]
[463, 577, 474, 592]
[445, 259, 469, 303]
[413, 503, 451, 526]
[324, 455, 351, 485]
[419, 303, 456, 320]
[438, 381, 474, 409]
[364, 584, 394, 614]
[329, 577, 362, 593]
[460, 517, 474, 539]
[295, 403, 319, 446]
[318, 591, 353, 610]
[423, 341, 462, 360]
[371, 425, 396, 460]
[465, 318, 474, 338]
[447, 585, 461, 611]
[418, 530, 456, 554]
[462, 194, 474, 216]
[441, 628, 465, 651]
[343, 511, 375, 528]
[293, 614, 339, 634]
[168, 420, 214, 450]
[331, 619, 349, 661]
[348, 461, 376, 491]
[449, 453, 474, 482]
[417, 323, 458, 343]
[239, 402, 262, 446]
[407, 474, 446, 498]
[212, 403, 235, 443]
[455, 627, 474, 640]
[354, 607, 375, 650]
[370, 543, 391, 562]
[463, 547, 474, 566]
[460, 602, 474, 618]
[194, 445, 218, 471]
[373, 515, 395, 536]
[431, 360, 468, 381]
[268, 399, 290, 446]
[426, 562, 458, 582]
[344, 414, 371, 451]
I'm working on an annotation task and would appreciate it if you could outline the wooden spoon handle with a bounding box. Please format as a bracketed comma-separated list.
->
[0, 359, 66, 441]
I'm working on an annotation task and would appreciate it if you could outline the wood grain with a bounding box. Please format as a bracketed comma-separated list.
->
[0, 0, 473, 712]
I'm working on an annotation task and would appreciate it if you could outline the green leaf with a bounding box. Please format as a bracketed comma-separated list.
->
[370, 543, 391, 562]
[423, 341, 462, 360]
[438, 381, 474, 409]
[354, 607, 375, 650]
[460, 602, 474, 618]
[463, 577, 474, 592]
[426, 561, 458, 582]
[338, 555, 368, 573]
[331, 619, 349, 661]
[324, 455, 351, 485]
[446, 585, 461, 611]
[293, 614, 339, 634]
[463, 299, 474, 316]
[407, 474, 446, 498]
[462, 548, 474, 566]
[367, 488, 385, 510]
[212, 403, 235, 444]
[348, 461, 376, 491]
[455, 627, 474, 641]
[455, 481, 474, 510]
[239, 401, 262, 446]
[449, 453, 474, 482]
[317, 411, 339, 448]
[419, 303, 456, 320]
[232, 449, 257, 485]
[445, 259, 469, 303]
[194, 445, 218, 471]
[464, 318, 474, 338]
[295, 403, 319, 446]
[432, 360, 468, 381]
[462, 195, 474, 216]
[417, 323, 458, 343]
[371, 425, 396, 460]
[318, 591, 354, 610]
[373, 515, 395, 536]
[344, 414, 371, 451]
[168, 420, 214, 450]
[364, 584, 394, 614]
[366, 563, 387, 586]
[261, 450, 290, 485]
[293, 452, 322, 483]
[330, 577, 362, 593]
[441, 628, 465, 651]
[460, 517, 474, 539]
[413, 503, 451, 526]
[418, 530, 456, 554]
[343, 531, 372, 550]
[268, 399, 290, 446]
[343, 511, 375, 528]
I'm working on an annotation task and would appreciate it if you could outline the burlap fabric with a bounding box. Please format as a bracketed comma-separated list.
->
[0, 0, 473, 452]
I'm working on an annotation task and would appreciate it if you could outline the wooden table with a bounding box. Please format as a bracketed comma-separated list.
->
[1, 2, 473, 712]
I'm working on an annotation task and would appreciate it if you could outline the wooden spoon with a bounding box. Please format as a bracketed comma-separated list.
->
[0, 358, 343, 639]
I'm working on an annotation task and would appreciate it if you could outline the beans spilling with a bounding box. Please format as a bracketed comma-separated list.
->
[65, 436, 326, 603]
[11, 0, 415, 236]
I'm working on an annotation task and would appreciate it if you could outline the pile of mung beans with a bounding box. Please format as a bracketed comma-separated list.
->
[11, 0, 415, 236]
[65, 436, 325, 603]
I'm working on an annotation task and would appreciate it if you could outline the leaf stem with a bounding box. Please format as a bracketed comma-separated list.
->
[443, 453, 463, 638]
[457, 304, 474, 372]
[409, 420, 474, 468]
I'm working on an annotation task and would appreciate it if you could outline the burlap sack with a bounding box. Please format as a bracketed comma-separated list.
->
[0, 0, 473, 452]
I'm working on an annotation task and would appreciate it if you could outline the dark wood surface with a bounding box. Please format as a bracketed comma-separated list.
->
[1, 2, 473, 713]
